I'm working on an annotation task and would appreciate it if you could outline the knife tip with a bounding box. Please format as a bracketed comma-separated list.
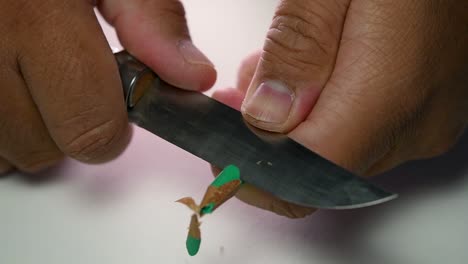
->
[325, 192, 399, 210]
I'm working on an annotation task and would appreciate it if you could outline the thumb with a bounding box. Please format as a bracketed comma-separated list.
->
[98, 0, 216, 91]
[241, 0, 350, 132]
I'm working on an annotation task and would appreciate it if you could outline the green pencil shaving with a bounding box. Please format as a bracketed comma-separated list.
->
[186, 214, 201, 256]
[176, 165, 243, 256]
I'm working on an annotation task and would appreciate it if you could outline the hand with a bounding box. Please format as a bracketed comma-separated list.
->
[0, 0, 216, 174]
[214, 0, 468, 217]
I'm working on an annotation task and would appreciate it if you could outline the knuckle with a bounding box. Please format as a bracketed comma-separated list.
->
[427, 122, 466, 157]
[424, 146, 449, 159]
[15, 151, 63, 173]
[424, 137, 459, 158]
[269, 198, 314, 219]
[262, 3, 340, 75]
[160, 0, 186, 19]
[157, 1, 189, 37]
[61, 117, 126, 161]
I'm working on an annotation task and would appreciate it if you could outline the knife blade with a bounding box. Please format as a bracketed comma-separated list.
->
[115, 51, 397, 209]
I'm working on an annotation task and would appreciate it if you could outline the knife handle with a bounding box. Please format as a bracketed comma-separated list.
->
[115, 50, 157, 108]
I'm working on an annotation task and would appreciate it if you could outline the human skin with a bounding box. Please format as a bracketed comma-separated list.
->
[213, 0, 468, 217]
[0, 0, 216, 173]
[0, 0, 466, 218]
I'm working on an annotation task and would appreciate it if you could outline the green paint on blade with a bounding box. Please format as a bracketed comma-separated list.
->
[186, 235, 201, 256]
[200, 202, 215, 215]
[211, 165, 240, 187]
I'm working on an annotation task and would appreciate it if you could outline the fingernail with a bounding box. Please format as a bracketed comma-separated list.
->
[243, 81, 294, 124]
[178, 40, 214, 67]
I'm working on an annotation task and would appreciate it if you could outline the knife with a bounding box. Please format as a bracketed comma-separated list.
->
[115, 50, 397, 209]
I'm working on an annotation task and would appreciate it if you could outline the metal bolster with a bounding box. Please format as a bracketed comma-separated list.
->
[115, 50, 157, 108]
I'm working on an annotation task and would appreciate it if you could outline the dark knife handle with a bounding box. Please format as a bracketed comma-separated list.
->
[115, 50, 157, 108]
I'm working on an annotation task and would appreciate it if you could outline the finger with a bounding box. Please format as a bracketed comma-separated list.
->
[289, 1, 434, 173]
[212, 51, 261, 109]
[210, 166, 314, 218]
[0, 65, 63, 173]
[98, 0, 216, 91]
[236, 51, 261, 93]
[211, 92, 315, 218]
[241, 0, 351, 132]
[364, 153, 404, 177]
[17, 0, 130, 163]
[0, 157, 14, 175]
[212, 88, 245, 110]
[236, 183, 316, 218]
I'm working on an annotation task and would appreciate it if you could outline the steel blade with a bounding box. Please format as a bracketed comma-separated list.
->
[128, 78, 397, 209]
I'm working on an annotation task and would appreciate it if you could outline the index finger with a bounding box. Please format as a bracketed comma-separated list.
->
[17, 0, 130, 162]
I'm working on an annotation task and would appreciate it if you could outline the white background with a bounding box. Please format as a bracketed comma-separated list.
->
[1, 1, 467, 263]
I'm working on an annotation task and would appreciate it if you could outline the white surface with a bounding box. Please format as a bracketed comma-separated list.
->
[1, 1, 468, 263]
